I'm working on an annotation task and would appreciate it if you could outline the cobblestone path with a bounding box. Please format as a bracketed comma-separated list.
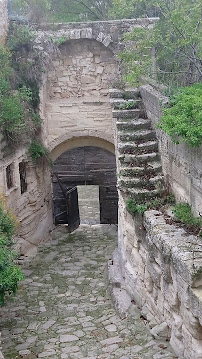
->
[1, 225, 176, 359]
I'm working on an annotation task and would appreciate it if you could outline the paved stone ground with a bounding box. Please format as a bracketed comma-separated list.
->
[0, 225, 176, 359]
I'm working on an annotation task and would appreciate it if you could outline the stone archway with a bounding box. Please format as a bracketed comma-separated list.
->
[52, 145, 118, 229]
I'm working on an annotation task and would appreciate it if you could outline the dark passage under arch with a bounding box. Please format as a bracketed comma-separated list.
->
[52, 146, 118, 231]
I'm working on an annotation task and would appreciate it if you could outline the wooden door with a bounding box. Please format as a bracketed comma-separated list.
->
[99, 186, 118, 224]
[66, 187, 80, 233]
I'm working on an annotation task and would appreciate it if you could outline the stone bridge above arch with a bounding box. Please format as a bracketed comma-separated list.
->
[36, 18, 157, 54]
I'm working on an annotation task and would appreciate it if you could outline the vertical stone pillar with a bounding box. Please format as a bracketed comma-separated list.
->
[0, 0, 8, 45]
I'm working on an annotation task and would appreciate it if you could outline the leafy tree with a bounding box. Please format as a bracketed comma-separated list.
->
[116, 0, 202, 87]
[12, 0, 51, 23]
[50, 0, 113, 21]
[13, 0, 114, 22]
[109, 0, 159, 19]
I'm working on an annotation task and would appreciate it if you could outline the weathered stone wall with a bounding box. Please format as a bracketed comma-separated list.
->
[118, 192, 202, 359]
[0, 148, 53, 255]
[0, 0, 8, 44]
[42, 38, 119, 151]
[140, 84, 202, 216]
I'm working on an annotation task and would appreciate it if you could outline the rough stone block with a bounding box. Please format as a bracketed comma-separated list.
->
[151, 322, 170, 339]
[170, 332, 184, 359]
[111, 287, 132, 319]
[181, 305, 202, 340]
[147, 259, 162, 288]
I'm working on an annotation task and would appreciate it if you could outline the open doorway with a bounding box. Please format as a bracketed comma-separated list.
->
[78, 185, 100, 225]
[52, 146, 118, 232]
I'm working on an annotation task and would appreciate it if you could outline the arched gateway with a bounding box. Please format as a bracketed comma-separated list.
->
[38, 32, 121, 230]
[52, 145, 118, 231]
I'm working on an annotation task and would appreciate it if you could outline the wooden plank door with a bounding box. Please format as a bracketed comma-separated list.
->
[66, 187, 80, 233]
[99, 186, 118, 224]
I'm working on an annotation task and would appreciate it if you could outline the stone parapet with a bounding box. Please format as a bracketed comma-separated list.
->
[118, 192, 202, 359]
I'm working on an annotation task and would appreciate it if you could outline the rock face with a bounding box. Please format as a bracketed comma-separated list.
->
[0, 0, 8, 45]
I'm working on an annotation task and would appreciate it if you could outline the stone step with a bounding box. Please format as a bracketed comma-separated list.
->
[120, 162, 162, 177]
[113, 109, 145, 119]
[118, 175, 164, 189]
[109, 88, 141, 99]
[116, 119, 151, 131]
[118, 129, 156, 142]
[119, 152, 160, 165]
[118, 140, 158, 154]
[110, 98, 142, 109]
[125, 188, 160, 202]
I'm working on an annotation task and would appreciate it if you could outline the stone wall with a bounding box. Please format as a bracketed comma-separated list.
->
[140, 84, 202, 216]
[0, 148, 53, 255]
[42, 38, 118, 151]
[118, 192, 202, 359]
[0, 0, 8, 44]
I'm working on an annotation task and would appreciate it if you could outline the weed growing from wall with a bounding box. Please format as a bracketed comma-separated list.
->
[29, 140, 48, 160]
[119, 101, 137, 110]
[126, 194, 175, 216]
[173, 203, 202, 236]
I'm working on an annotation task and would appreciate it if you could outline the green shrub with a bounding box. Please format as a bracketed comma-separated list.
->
[29, 140, 48, 160]
[173, 203, 202, 236]
[0, 94, 25, 135]
[0, 196, 23, 305]
[0, 44, 42, 145]
[7, 24, 33, 52]
[158, 84, 202, 147]
[173, 203, 202, 227]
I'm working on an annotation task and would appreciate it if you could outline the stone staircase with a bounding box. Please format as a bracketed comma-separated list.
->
[110, 88, 164, 203]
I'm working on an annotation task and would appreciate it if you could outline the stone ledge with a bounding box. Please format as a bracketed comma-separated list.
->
[144, 210, 202, 289]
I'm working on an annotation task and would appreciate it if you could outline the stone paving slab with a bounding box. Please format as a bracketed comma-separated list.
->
[0, 225, 176, 359]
